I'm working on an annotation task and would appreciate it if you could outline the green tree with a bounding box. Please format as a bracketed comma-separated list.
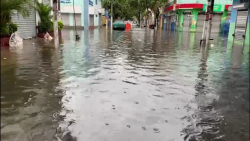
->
[102, 0, 168, 25]
[147, 0, 168, 26]
[129, 0, 168, 26]
[0, 0, 31, 35]
[102, 0, 137, 20]
[34, 0, 53, 33]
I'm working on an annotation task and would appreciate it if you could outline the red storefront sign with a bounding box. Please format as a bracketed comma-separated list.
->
[165, 4, 205, 12]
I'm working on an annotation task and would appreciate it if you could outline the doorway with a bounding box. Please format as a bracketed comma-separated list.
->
[183, 14, 191, 32]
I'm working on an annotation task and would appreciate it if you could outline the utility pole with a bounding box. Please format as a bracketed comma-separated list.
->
[200, 0, 214, 45]
[205, 0, 214, 45]
[53, 0, 59, 48]
[111, 0, 113, 30]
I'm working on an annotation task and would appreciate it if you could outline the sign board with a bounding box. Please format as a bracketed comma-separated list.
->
[203, 4, 224, 12]
[60, 0, 71, 4]
[98, 8, 105, 14]
[89, 0, 93, 6]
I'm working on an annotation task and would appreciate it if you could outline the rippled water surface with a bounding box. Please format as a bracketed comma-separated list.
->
[1, 28, 249, 141]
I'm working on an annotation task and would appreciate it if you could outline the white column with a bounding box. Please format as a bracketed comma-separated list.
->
[84, 0, 89, 30]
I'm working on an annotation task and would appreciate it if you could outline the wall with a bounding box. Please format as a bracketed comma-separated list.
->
[94, 0, 102, 26]
[60, 0, 103, 27]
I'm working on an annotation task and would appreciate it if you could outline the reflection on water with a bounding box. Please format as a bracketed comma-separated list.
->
[1, 28, 249, 141]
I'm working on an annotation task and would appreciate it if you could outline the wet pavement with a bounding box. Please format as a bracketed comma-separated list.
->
[1, 28, 249, 141]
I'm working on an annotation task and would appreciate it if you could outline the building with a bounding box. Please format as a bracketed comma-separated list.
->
[163, 0, 233, 33]
[60, 0, 104, 28]
[11, 0, 104, 39]
[227, 0, 249, 48]
[11, 0, 52, 39]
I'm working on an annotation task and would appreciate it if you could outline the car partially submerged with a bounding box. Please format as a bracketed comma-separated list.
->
[113, 19, 125, 30]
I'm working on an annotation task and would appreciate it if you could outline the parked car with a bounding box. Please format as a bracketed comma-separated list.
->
[113, 19, 125, 30]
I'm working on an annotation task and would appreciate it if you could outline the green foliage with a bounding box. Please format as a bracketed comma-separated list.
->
[8, 23, 18, 34]
[34, 0, 53, 33]
[0, 24, 9, 36]
[102, 0, 168, 23]
[0, 0, 31, 24]
[38, 21, 52, 33]
[0, 0, 31, 36]
[58, 21, 64, 31]
[102, 0, 136, 20]
[0, 23, 18, 36]
[50, 21, 64, 31]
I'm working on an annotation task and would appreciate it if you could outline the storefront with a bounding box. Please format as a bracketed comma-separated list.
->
[164, 1, 233, 33]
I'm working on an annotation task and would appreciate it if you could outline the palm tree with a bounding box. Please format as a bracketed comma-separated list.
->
[0, 0, 31, 35]
[34, 0, 53, 33]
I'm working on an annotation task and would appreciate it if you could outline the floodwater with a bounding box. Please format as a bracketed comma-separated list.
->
[1, 28, 249, 141]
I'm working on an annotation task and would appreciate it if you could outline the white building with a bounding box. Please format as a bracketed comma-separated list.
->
[11, 0, 104, 39]
[60, 0, 104, 28]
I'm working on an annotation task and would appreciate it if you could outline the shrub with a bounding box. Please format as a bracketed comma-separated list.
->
[0, 0, 30, 36]
[8, 23, 18, 34]
[35, 0, 53, 33]
[0, 24, 9, 36]
[58, 21, 64, 31]
[50, 21, 64, 31]
[38, 21, 53, 33]
[0, 23, 18, 36]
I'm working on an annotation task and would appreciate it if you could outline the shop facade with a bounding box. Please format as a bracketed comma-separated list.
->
[163, 0, 232, 33]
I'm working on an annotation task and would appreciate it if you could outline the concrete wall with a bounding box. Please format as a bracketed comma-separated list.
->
[60, 0, 103, 27]
[94, 0, 102, 26]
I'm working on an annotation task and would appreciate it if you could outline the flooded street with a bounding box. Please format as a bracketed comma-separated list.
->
[1, 28, 249, 141]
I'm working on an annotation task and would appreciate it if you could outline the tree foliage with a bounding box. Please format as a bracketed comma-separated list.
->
[0, 0, 31, 24]
[34, 0, 53, 33]
[102, 0, 168, 25]
[102, 0, 136, 20]
[0, 0, 32, 36]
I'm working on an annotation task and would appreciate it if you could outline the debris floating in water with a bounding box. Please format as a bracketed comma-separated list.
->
[127, 125, 130, 128]
[153, 128, 160, 133]
[142, 127, 146, 130]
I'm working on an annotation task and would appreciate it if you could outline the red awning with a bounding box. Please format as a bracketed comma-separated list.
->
[165, 3, 204, 12]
